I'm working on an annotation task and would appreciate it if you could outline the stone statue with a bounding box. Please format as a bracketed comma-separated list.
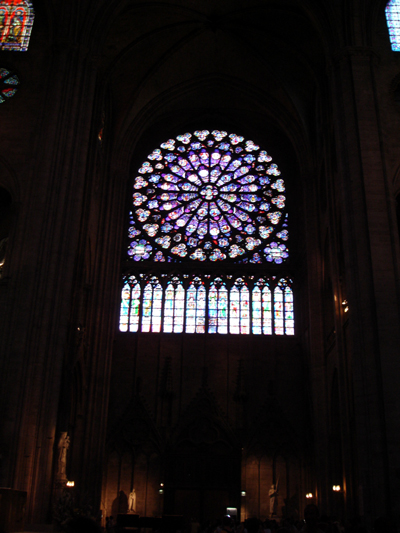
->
[269, 482, 278, 516]
[128, 488, 136, 512]
[57, 432, 70, 479]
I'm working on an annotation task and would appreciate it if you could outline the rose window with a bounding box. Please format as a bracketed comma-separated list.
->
[127, 130, 289, 264]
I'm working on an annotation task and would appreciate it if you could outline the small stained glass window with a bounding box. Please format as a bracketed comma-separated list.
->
[0, 0, 34, 52]
[163, 278, 185, 333]
[0, 68, 19, 103]
[142, 277, 162, 332]
[386, 0, 400, 51]
[186, 278, 206, 333]
[230, 278, 250, 334]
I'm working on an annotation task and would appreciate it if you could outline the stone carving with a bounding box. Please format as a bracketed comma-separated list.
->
[128, 489, 136, 513]
[57, 432, 70, 479]
[269, 482, 278, 516]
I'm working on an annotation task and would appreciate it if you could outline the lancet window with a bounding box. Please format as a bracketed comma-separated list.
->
[386, 0, 400, 51]
[120, 129, 295, 335]
[119, 274, 294, 335]
[0, 0, 34, 51]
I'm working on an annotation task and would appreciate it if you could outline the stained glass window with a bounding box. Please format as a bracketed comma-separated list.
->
[119, 274, 294, 335]
[252, 278, 272, 335]
[208, 278, 228, 334]
[127, 130, 289, 265]
[0, 68, 19, 103]
[186, 278, 206, 333]
[142, 277, 163, 332]
[0, 0, 34, 52]
[230, 278, 250, 334]
[121, 130, 295, 336]
[120, 276, 141, 332]
[164, 278, 185, 333]
[386, 1, 400, 51]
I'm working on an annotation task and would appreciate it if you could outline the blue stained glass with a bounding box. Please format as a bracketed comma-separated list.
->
[218, 143, 231, 151]
[277, 229, 289, 241]
[4, 75, 18, 85]
[189, 154, 200, 170]
[161, 223, 173, 233]
[194, 130, 209, 140]
[238, 202, 256, 212]
[161, 139, 175, 150]
[386, 1, 400, 51]
[233, 208, 250, 222]
[164, 153, 176, 162]
[219, 154, 232, 170]
[185, 199, 202, 212]
[154, 251, 165, 261]
[191, 142, 202, 150]
[177, 132, 192, 144]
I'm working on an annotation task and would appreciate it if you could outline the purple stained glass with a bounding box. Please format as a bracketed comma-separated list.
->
[127, 130, 289, 262]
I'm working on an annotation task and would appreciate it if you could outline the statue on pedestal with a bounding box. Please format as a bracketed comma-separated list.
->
[128, 489, 136, 513]
[57, 432, 70, 480]
[269, 481, 279, 517]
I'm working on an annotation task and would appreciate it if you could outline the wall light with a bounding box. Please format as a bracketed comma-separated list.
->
[66, 481, 75, 487]
[306, 493, 313, 499]
[342, 300, 349, 313]
[332, 485, 341, 492]
[241, 491, 246, 497]
[159, 489, 164, 494]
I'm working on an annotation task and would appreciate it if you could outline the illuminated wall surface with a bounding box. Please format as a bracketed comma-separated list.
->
[386, 0, 400, 51]
[0, 0, 34, 51]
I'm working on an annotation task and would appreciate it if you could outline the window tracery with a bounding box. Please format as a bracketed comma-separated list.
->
[0, 68, 19, 103]
[386, 0, 400, 51]
[0, 0, 34, 52]
[119, 274, 294, 335]
[120, 130, 295, 336]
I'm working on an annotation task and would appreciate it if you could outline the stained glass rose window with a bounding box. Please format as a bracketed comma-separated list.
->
[127, 130, 289, 264]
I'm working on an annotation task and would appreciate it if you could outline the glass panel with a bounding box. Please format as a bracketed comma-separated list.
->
[386, 0, 400, 52]
[0, 0, 35, 52]
[252, 286, 262, 334]
[274, 286, 284, 335]
[230, 286, 240, 334]
[119, 282, 131, 332]
[284, 285, 295, 335]
[164, 283, 175, 333]
[263, 285, 272, 335]
[142, 283, 153, 332]
[174, 284, 185, 333]
[186, 284, 197, 333]
[129, 282, 141, 332]
[218, 286, 228, 334]
[152, 282, 163, 332]
[197, 285, 206, 333]
[208, 284, 218, 333]
[240, 285, 250, 334]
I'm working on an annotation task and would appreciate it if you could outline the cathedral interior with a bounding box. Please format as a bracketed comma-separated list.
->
[1, 0, 400, 530]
